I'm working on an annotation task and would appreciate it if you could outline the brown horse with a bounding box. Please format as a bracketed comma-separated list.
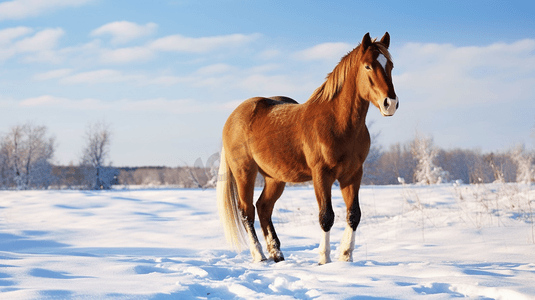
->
[217, 32, 398, 264]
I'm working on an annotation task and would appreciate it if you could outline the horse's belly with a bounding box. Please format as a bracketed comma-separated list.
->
[254, 152, 312, 183]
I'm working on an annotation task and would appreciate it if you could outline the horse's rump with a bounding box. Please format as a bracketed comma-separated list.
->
[224, 97, 311, 183]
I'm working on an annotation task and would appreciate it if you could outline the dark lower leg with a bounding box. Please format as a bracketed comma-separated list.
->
[263, 221, 284, 262]
[257, 179, 285, 262]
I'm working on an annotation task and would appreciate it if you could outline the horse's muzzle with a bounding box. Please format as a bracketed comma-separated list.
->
[379, 97, 398, 117]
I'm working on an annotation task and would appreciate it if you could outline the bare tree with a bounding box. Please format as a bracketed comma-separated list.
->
[377, 142, 417, 184]
[80, 121, 115, 189]
[0, 123, 55, 189]
[0, 125, 25, 188]
[485, 153, 506, 183]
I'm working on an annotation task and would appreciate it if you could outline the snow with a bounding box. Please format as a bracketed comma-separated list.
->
[1, 184, 534, 299]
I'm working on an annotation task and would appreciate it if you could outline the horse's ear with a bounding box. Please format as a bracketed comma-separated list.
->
[361, 32, 372, 51]
[380, 32, 390, 49]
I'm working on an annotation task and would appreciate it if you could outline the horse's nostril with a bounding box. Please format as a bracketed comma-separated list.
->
[396, 101, 399, 109]
[383, 98, 389, 108]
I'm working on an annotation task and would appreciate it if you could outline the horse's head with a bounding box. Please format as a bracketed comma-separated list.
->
[357, 32, 398, 117]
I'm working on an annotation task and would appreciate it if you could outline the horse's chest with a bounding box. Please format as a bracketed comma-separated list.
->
[319, 131, 369, 162]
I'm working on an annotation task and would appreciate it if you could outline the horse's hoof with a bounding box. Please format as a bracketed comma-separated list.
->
[338, 255, 353, 262]
[318, 256, 332, 265]
[273, 255, 285, 263]
[252, 257, 268, 263]
[252, 252, 268, 263]
[270, 250, 285, 263]
[339, 252, 353, 262]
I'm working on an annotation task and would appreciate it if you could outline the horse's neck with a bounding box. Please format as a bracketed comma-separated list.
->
[330, 84, 369, 134]
[302, 93, 368, 138]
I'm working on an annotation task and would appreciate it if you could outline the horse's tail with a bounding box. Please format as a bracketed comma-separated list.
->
[217, 147, 247, 251]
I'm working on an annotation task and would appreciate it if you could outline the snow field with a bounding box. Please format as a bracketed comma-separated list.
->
[0, 184, 534, 299]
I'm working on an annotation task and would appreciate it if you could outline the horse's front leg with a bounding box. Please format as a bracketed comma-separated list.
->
[339, 169, 363, 262]
[312, 168, 335, 264]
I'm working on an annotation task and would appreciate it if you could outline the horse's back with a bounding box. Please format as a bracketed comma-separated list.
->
[268, 96, 299, 104]
[223, 96, 300, 147]
[225, 96, 299, 127]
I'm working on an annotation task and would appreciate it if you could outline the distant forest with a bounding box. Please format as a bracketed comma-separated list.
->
[1, 122, 533, 190]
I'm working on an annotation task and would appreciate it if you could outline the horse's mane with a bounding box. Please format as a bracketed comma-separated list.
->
[308, 39, 392, 104]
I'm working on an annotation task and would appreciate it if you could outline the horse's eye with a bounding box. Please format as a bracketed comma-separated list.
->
[365, 65, 372, 70]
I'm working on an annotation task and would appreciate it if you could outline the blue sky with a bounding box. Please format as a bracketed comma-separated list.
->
[0, 0, 534, 167]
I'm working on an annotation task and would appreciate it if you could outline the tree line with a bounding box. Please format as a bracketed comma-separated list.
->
[0, 122, 533, 190]
[0, 121, 116, 190]
[0, 121, 221, 190]
[362, 132, 533, 185]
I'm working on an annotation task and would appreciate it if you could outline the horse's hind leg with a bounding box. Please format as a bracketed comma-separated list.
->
[256, 178, 286, 262]
[235, 169, 267, 262]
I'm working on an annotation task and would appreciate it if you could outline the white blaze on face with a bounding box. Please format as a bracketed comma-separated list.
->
[377, 53, 388, 71]
[375, 53, 397, 116]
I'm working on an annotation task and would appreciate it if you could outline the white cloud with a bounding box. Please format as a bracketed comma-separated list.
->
[0, 0, 92, 21]
[147, 75, 191, 85]
[394, 39, 535, 110]
[19, 95, 103, 110]
[0, 26, 33, 45]
[32, 62, 287, 88]
[99, 46, 154, 64]
[116, 98, 203, 114]
[144, 63, 315, 96]
[369, 38, 535, 152]
[58, 69, 192, 85]
[91, 21, 158, 44]
[14, 28, 64, 52]
[16, 95, 209, 114]
[61, 69, 142, 84]
[193, 63, 279, 77]
[295, 42, 354, 61]
[194, 63, 236, 75]
[215, 99, 243, 111]
[247, 64, 281, 74]
[257, 49, 282, 60]
[53, 39, 102, 65]
[0, 24, 261, 65]
[86, 31, 260, 63]
[33, 68, 73, 80]
[149, 33, 260, 53]
[236, 74, 316, 95]
[19, 95, 66, 106]
[0, 27, 64, 62]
